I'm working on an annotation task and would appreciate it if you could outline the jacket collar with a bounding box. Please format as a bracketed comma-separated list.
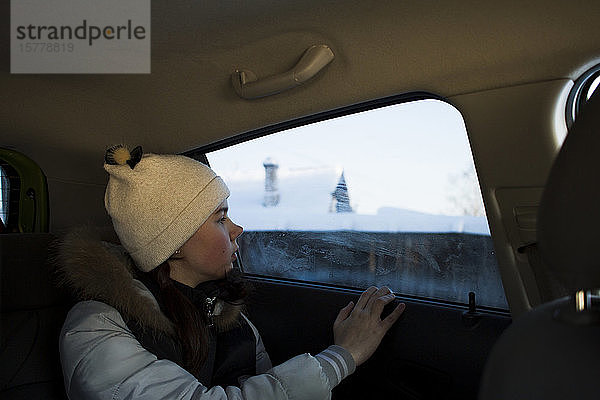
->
[168, 279, 244, 331]
[57, 227, 242, 335]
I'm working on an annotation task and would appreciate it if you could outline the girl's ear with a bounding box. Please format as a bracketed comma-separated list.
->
[171, 249, 183, 259]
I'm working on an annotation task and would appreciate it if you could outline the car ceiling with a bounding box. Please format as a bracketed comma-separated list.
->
[2, 1, 600, 162]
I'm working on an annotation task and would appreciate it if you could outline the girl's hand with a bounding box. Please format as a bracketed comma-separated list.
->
[333, 286, 406, 366]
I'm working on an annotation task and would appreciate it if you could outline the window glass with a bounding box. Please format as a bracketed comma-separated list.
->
[566, 64, 600, 128]
[585, 75, 600, 101]
[206, 99, 508, 309]
[0, 165, 9, 227]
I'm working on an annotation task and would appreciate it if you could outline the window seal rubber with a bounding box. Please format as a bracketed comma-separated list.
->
[246, 273, 511, 317]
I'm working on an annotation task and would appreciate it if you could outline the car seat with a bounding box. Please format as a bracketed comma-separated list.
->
[479, 93, 600, 398]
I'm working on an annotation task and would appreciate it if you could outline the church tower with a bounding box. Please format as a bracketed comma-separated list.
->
[263, 158, 280, 207]
[330, 171, 353, 213]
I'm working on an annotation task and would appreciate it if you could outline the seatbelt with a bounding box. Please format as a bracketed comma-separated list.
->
[521, 243, 568, 303]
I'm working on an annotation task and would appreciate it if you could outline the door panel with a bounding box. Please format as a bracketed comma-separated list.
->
[245, 278, 511, 400]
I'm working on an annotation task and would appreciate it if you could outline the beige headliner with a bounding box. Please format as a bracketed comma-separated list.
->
[3, 1, 600, 163]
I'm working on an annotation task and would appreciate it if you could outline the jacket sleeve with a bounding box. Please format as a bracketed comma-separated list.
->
[60, 301, 355, 400]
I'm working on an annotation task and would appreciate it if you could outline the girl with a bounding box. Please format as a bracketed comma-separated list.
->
[58, 145, 405, 400]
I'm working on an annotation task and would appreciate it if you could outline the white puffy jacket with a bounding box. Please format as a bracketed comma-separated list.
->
[57, 231, 355, 400]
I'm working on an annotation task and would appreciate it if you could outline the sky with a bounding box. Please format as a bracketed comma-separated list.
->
[207, 99, 485, 221]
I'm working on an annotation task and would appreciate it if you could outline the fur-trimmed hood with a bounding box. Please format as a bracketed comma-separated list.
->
[56, 228, 242, 336]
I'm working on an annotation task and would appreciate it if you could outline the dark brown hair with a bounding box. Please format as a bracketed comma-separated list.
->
[148, 262, 251, 377]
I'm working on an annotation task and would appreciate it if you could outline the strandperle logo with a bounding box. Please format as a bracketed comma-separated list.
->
[11, 0, 150, 74]
[15, 20, 147, 46]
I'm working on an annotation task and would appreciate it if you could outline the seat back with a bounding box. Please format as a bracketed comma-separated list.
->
[537, 93, 600, 292]
[1, 233, 71, 400]
[479, 94, 600, 399]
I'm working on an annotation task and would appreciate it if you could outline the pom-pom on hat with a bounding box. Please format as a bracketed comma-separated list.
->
[104, 145, 230, 272]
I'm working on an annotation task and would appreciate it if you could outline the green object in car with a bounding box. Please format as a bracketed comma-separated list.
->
[0, 148, 49, 233]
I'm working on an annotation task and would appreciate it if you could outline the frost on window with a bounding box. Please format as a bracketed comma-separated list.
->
[207, 99, 508, 309]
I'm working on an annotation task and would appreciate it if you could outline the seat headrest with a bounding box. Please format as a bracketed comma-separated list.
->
[538, 93, 600, 292]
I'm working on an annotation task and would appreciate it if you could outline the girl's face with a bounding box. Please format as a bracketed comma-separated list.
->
[168, 200, 243, 287]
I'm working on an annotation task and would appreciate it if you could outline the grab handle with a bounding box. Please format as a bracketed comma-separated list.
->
[232, 44, 334, 99]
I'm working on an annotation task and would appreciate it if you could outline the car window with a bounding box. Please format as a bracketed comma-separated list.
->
[0, 165, 9, 228]
[566, 64, 600, 128]
[0, 149, 49, 233]
[206, 98, 508, 309]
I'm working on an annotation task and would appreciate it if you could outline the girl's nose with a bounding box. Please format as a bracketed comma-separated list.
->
[230, 221, 243, 241]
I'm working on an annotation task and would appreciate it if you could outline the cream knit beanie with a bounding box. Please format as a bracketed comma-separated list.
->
[103, 145, 229, 272]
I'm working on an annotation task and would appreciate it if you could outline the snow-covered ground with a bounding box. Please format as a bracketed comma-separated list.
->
[223, 167, 491, 235]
